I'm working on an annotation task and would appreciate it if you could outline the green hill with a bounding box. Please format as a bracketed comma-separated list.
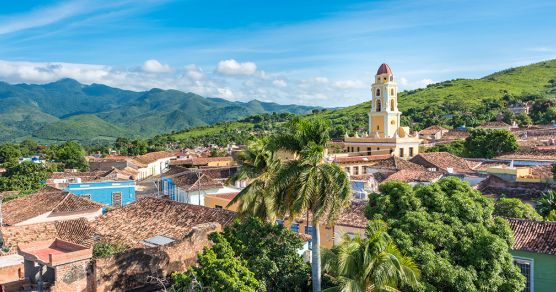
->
[0, 80, 319, 143]
[168, 59, 556, 144]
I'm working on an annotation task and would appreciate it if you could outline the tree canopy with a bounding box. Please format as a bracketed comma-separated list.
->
[365, 178, 525, 291]
[0, 161, 49, 192]
[46, 141, 89, 171]
[0, 144, 22, 167]
[493, 197, 542, 220]
[463, 129, 518, 158]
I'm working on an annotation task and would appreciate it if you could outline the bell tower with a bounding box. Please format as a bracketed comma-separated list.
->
[368, 63, 401, 138]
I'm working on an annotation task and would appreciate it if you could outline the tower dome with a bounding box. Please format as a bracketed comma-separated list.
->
[376, 63, 393, 75]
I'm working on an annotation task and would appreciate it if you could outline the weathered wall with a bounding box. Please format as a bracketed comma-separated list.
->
[0, 262, 23, 284]
[94, 222, 220, 292]
[51, 259, 94, 292]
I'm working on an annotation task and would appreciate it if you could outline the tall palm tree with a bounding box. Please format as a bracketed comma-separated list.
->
[228, 138, 279, 221]
[321, 220, 420, 292]
[270, 119, 351, 292]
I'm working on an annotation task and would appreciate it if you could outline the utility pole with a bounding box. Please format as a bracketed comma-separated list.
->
[0, 194, 3, 227]
[197, 168, 201, 206]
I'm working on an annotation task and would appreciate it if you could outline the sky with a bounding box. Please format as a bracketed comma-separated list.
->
[1, 0, 556, 107]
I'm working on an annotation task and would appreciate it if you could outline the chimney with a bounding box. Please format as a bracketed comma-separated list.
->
[446, 167, 454, 174]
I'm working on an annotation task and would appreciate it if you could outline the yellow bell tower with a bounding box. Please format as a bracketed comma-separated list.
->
[369, 63, 401, 138]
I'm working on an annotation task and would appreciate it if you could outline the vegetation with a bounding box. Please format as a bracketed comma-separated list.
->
[0, 162, 49, 192]
[425, 140, 465, 156]
[0, 144, 21, 166]
[463, 129, 518, 158]
[321, 220, 420, 292]
[92, 242, 129, 258]
[365, 178, 525, 291]
[219, 217, 310, 291]
[493, 198, 543, 220]
[45, 141, 89, 171]
[172, 232, 261, 291]
[535, 191, 556, 219]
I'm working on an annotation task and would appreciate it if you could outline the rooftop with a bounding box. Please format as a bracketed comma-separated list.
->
[419, 125, 448, 135]
[170, 172, 224, 191]
[376, 63, 393, 75]
[133, 151, 176, 165]
[384, 169, 444, 183]
[2, 186, 105, 226]
[410, 152, 476, 174]
[477, 121, 512, 129]
[369, 156, 426, 171]
[171, 156, 234, 166]
[333, 154, 392, 164]
[507, 218, 556, 256]
[91, 197, 235, 247]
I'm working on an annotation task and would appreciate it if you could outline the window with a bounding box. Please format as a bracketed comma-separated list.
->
[345, 167, 350, 173]
[215, 205, 223, 209]
[514, 257, 533, 292]
[376, 99, 382, 111]
[290, 223, 300, 233]
[112, 192, 122, 207]
[409, 147, 414, 157]
[357, 147, 360, 153]
[390, 99, 395, 111]
[391, 88, 394, 96]
[354, 167, 359, 175]
[367, 147, 372, 155]
[376, 89, 381, 96]
[399, 148, 404, 157]
[80, 194, 91, 200]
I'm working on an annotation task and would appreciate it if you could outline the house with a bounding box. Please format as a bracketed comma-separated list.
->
[161, 170, 239, 205]
[204, 192, 240, 211]
[419, 125, 449, 141]
[46, 170, 113, 189]
[350, 173, 385, 200]
[332, 154, 392, 175]
[410, 152, 476, 175]
[383, 169, 444, 186]
[477, 121, 514, 131]
[0, 187, 105, 227]
[507, 218, 556, 292]
[65, 180, 136, 207]
[133, 151, 177, 180]
[171, 156, 235, 168]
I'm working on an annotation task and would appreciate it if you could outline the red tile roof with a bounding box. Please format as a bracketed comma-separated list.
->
[419, 125, 448, 135]
[133, 151, 176, 165]
[171, 156, 234, 166]
[384, 169, 443, 183]
[507, 218, 556, 255]
[370, 156, 425, 171]
[376, 63, 393, 75]
[205, 192, 239, 201]
[410, 152, 475, 174]
[91, 197, 235, 247]
[336, 201, 368, 228]
[170, 172, 224, 191]
[2, 187, 105, 226]
[478, 121, 512, 129]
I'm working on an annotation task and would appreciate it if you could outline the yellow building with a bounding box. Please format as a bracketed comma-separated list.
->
[344, 63, 421, 158]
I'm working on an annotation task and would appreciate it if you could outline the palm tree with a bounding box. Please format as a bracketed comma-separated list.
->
[228, 138, 279, 221]
[270, 119, 351, 292]
[536, 190, 556, 217]
[321, 220, 420, 292]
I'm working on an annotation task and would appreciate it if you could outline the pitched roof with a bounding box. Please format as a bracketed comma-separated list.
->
[369, 156, 425, 171]
[2, 187, 104, 226]
[205, 192, 239, 201]
[335, 201, 368, 228]
[171, 172, 224, 191]
[478, 121, 512, 129]
[384, 169, 443, 183]
[48, 170, 111, 181]
[133, 151, 176, 165]
[333, 154, 392, 164]
[507, 218, 556, 256]
[419, 125, 448, 135]
[0, 218, 94, 255]
[171, 156, 234, 166]
[410, 152, 475, 174]
[91, 197, 235, 247]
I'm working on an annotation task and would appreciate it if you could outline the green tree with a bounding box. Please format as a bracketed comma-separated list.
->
[171, 233, 261, 291]
[48, 141, 89, 171]
[535, 190, 556, 218]
[19, 139, 38, 156]
[229, 138, 279, 220]
[464, 129, 518, 158]
[269, 119, 351, 292]
[128, 139, 148, 156]
[0, 161, 49, 192]
[220, 217, 310, 291]
[321, 220, 420, 292]
[0, 144, 22, 166]
[493, 198, 542, 220]
[515, 113, 532, 127]
[552, 164, 556, 180]
[365, 178, 525, 291]
[425, 140, 464, 157]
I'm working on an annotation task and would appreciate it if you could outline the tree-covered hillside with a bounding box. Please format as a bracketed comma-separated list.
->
[166, 59, 556, 146]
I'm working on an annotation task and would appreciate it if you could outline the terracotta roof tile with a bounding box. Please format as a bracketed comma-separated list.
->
[171, 156, 234, 166]
[336, 201, 368, 228]
[376, 63, 393, 75]
[478, 121, 512, 129]
[54, 218, 95, 247]
[507, 218, 556, 255]
[410, 152, 475, 174]
[333, 155, 392, 164]
[170, 172, 224, 191]
[48, 171, 111, 180]
[419, 125, 448, 135]
[133, 151, 176, 165]
[384, 169, 443, 183]
[90, 197, 235, 247]
[370, 156, 426, 171]
[2, 187, 103, 226]
[205, 192, 239, 201]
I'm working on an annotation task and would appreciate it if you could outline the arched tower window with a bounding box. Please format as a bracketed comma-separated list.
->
[390, 99, 395, 111]
[390, 88, 394, 96]
[376, 99, 382, 112]
[376, 89, 381, 96]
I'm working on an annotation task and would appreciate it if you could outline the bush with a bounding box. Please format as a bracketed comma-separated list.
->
[493, 198, 542, 220]
[92, 242, 128, 258]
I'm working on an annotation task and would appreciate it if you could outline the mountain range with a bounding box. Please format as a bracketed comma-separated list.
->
[0, 79, 318, 143]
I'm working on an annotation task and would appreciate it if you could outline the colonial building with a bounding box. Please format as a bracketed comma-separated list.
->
[344, 63, 421, 158]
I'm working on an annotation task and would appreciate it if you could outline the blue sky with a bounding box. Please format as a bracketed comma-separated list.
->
[1, 0, 555, 107]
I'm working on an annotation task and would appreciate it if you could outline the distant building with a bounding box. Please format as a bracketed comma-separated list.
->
[133, 151, 177, 180]
[161, 170, 238, 205]
[477, 121, 514, 131]
[409, 152, 476, 175]
[65, 180, 136, 207]
[171, 156, 235, 168]
[418, 125, 449, 141]
[344, 64, 422, 158]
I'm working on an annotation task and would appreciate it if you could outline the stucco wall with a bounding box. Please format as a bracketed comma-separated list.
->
[511, 250, 556, 292]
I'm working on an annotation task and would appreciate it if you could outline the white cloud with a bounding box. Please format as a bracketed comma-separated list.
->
[216, 59, 257, 76]
[142, 59, 172, 73]
[313, 76, 329, 83]
[399, 77, 408, 86]
[334, 79, 366, 89]
[418, 78, 434, 87]
[273, 79, 287, 87]
[185, 64, 204, 80]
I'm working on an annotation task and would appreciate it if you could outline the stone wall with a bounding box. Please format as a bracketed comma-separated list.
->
[93, 222, 220, 291]
[51, 259, 94, 292]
